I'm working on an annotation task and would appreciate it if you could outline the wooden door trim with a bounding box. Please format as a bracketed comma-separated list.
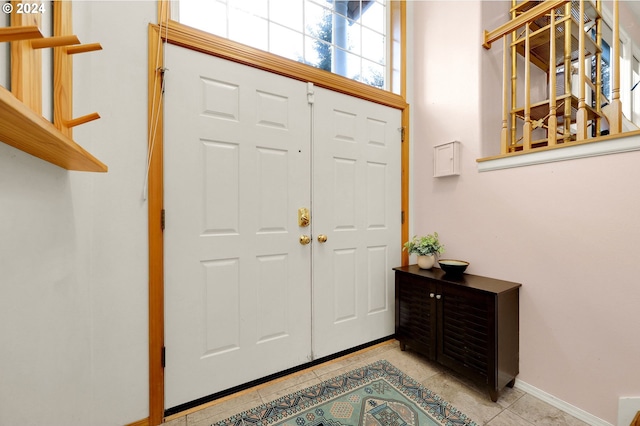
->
[148, 5, 409, 422]
[148, 23, 165, 426]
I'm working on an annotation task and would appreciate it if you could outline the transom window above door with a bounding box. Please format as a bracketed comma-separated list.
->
[173, 0, 389, 90]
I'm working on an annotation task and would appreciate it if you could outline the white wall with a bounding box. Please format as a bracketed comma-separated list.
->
[409, 1, 640, 424]
[0, 2, 155, 424]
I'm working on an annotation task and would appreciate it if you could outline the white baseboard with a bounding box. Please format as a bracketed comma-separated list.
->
[514, 379, 613, 426]
[618, 397, 640, 426]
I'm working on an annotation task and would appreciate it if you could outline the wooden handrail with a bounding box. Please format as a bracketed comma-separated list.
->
[483, 0, 567, 49]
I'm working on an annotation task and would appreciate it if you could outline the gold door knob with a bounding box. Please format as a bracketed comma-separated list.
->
[317, 234, 328, 243]
[299, 234, 311, 245]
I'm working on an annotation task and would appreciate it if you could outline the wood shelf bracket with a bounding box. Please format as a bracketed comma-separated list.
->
[54, 1, 103, 140]
[0, 1, 107, 172]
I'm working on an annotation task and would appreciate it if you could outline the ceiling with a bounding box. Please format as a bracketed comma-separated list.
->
[620, 1, 640, 32]
[625, 1, 640, 19]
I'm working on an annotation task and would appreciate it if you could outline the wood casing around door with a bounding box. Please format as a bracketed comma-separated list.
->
[148, 2, 408, 420]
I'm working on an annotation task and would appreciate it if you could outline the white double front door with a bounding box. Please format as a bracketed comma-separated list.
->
[163, 44, 401, 409]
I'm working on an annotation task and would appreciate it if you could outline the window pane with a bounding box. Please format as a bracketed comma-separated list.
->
[601, 39, 611, 100]
[270, 24, 304, 62]
[270, 0, 303, 32]
[361, 1, 385, 33]
[305, 0, 329, 36]
[179, 0, 227, 37]
[361, 59, 385, 88]
[347, 21, 362, 55]
[175, 0, 391, 91]
[304, 36, 331, 71]
[229, 8, 267, 50]
[229, 0, 267, 18]
[362, 26, 385, 64]
[343, 49, 362, 80]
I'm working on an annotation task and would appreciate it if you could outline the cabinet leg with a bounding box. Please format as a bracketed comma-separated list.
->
[507, 378, 516, 388]
[489, 389, 499, 402]
[399, 341, 406, 351]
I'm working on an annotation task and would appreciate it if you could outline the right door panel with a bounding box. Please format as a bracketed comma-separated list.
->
[311, 87, 402, 358]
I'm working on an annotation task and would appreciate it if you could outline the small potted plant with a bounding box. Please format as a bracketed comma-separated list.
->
[403, 233, 445, 269]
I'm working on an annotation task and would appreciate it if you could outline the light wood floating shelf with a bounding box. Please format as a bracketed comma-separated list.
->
[0, 26, 43, 42]
[0, 85, 107, 172]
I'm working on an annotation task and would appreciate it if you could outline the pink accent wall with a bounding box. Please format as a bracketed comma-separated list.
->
[410, 2, 640, 424]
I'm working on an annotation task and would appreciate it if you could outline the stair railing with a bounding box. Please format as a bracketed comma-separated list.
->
[483, 0, 621, 155]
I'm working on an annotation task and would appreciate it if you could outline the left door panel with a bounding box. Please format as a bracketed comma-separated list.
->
[163, 45, 312, 409]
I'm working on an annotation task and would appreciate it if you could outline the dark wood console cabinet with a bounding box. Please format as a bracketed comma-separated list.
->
[393, 265, 521, 402]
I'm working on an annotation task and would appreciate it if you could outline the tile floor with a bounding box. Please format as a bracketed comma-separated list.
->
[163, 340, 590, 426]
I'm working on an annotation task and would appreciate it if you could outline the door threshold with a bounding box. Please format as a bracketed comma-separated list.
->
[164, 337, 395, 420]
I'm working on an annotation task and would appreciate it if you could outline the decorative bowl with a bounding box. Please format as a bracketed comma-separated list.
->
[438, 259, 469, 275]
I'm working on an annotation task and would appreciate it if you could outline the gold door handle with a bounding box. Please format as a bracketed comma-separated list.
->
[299, 234, 311, 245]
[317, 234, 328, 243]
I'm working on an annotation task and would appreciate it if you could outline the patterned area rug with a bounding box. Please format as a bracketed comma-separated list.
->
[213, 360, 477, 426]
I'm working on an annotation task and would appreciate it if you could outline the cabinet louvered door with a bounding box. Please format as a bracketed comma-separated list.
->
[395, 274, 436, 359]
[437, 284, 494, 386]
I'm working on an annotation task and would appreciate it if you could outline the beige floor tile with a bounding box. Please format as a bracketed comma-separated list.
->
[494, 383, 527, 408]
[508, 393, 590, 426]
[310, 355, 366, 379]
[162, 416, 186, 426]
[421, 371, 503, 424]
[310, 340, 399, 379]
[314, 358, 371, 382]
[487, 409, 535, 426]
[380, 347, 442, 383]
[257, 371, 321, 402]
[395, 347, 525, 409]
[185, 390, 263, 426]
